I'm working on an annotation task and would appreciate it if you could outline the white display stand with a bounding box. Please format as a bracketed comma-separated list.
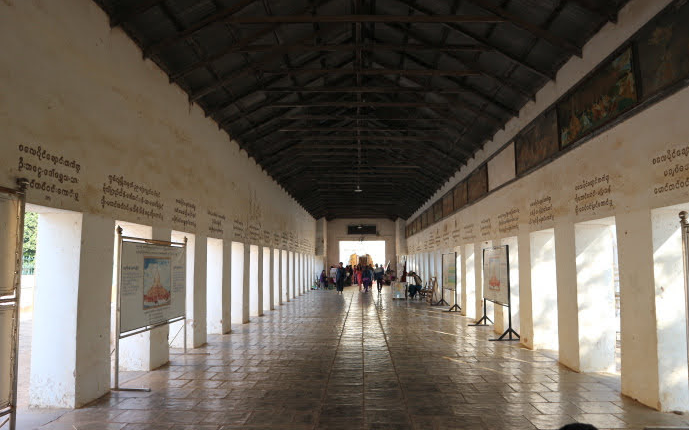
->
[0, 179, 27, 430]
[442, 252, 460, 312]
[470, 245, 519, 341]
[113, 226, 187, 392]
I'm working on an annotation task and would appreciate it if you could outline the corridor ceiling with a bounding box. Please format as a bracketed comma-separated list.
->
[93, 0, 628, 220]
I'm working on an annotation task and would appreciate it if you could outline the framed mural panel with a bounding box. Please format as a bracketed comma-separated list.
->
[636, 0, 689, 100]
[453, 181, 468, 210]
[433, 201, 443, 222]
[467, 165, 488, 203]
[515, 109, 559, 176]
[422, 210, 429, 229]
[442, 192, 453, 217]
[558, 46, 637, 147]
[415, 218, 421, 233]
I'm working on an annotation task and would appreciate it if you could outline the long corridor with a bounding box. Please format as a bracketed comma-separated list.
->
[32, 288, 689, 430]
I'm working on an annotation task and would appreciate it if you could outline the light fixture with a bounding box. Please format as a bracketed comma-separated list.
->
[357, 225, 363, 229]
[354, 185, 362, 193]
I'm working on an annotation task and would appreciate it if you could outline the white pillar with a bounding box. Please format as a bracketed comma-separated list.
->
[650, 208, 689, 411]
[257, 245, 264, 316]
[574, 221, 616, 373]
[189, 235, 207, 347]
[285, 250, 290, 302]
[249, 245, 259, 317]
[221, 240, 232, 332]
[30, 213, 113, 408]
[243, 242, 251, 322]
[529, 229, 559, 350]
[263, 247, 272, 311]
[272, 249, 282, 309]
[230, 241, 245, 324]
[464, 245, 476, 319]
[207, 238, 225, 334]
[555, 221, 578, 370]
[290, 251, 295, 299]
[518, 227, 534, 349]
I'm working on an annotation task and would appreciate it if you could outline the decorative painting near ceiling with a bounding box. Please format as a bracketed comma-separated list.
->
[442, 192, 453, 217]
[515, 109, 559, 176]
[558, 47, 637, 147]
[467, 165, 488, 203]
[453, 181, 468, 210]
[433, 201, 443, 222]
[422, 210, 429, 229]
[637, 0, 689, 100]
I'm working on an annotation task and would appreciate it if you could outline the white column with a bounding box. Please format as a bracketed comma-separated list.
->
[474, 243, 483, 320]
[650, 208, 689, 411]
[257, 245, 264, 316]
[242, 242, 251, 322]
[555, 221, 578, 370]
[30, 213, 113, 408]
[230, 241, 245, 324]
[290, 251, 295, 299]
[273, 249, 282, 307]
[518, 227, 534, 349]
[574, 221, 617, 373]
[263, 247, 272, 311]
[222, 240, 232, 332]
[285, 250, 291, 301]
[190, 235, 207, 347]
[529, 229, 559, 350]
[207, 238, 226, 335]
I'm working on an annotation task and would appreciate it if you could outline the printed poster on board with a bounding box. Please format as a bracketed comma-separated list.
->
[0, 196, 19, 297]
[441, 253, 456, 290]
[482, 246, 509, 305]
[0, 307, 12, 410]
[120, 241, 185, 333]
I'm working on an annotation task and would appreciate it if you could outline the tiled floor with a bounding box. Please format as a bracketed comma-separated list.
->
[17, 287, 689, 429]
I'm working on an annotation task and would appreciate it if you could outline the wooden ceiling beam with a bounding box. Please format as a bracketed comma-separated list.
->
[219, 14, 506, 24]
[567, 0, 618, 23]
[258, 68, 481, 77]
[109, 0, 168, 27]
[373, 51, 519, 117]
[268, 101, 450, 108]
[142, 0, 261, 56]
[462, 0, 582, 56]
[391, 0, 555, 80]
[262, 85, 469, 94]
[217, 43, 489, 53]
[383, 23, 535, 100]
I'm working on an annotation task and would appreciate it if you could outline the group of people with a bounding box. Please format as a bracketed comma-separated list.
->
[321, 262, 387, 293]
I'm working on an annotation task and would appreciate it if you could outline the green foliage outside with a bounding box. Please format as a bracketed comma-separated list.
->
[23, 212, 37, 259]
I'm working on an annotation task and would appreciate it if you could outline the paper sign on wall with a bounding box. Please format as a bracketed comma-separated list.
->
[120, 242, 185, 333]
[482, 246, 509, 305]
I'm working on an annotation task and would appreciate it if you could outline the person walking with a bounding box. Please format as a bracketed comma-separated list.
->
[362, 265, 373, 293]
[374, 264, 384, 293]
[336, 262, 346, 294]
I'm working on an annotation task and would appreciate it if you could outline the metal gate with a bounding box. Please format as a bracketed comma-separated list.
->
[0, 179, 27, 430]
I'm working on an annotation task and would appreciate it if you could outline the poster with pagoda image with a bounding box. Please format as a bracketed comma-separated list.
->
[482, 246, 509, 305]
[143, 257, 171, 309]
[119, 241, 185, 333]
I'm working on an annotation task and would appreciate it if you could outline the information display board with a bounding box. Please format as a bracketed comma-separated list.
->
[482, 245, 509, 305]
[441, 252, 457, 290]
[0, 307, 12, 410]
[0, 197, 18, 296]
[120, 241, 185, 333]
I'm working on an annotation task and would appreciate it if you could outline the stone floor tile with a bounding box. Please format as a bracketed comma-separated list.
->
[8, 287, 683, 430]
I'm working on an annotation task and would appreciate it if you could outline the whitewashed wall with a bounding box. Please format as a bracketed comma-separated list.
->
[0, 0, 316, 253]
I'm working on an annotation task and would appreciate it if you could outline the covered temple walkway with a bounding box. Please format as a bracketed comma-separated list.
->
[27, 287, 689, 430]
